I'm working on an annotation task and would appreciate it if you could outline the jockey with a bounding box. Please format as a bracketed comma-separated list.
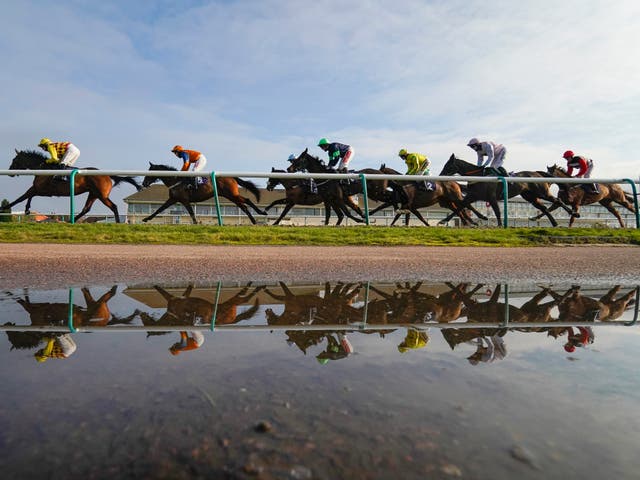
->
[169, 331, 205, 356]
[467, 137, 507, 176]
[398, 148, 434, 191]
[563, 326, 594, 353]
[38, 137, 81, 181]
[34, 334, 77, 363]
[287, 153, 317, 194]
[317, 138, 354, 172]
[316, 333, 353, 364]
[562, 150, 599, 194]
[172, 145, 208, 189]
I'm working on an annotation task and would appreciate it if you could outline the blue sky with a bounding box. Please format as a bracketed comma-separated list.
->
[2, 0, 639, 213]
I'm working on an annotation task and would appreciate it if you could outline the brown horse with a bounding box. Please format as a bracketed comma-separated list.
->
[141, 163, 267, 224]
[530, 165, 636, 227]
[6, 150, 141, 222]
[265, 168, 337, 225]
[377, 164, 485, 226]
[439, 154, 573, 227]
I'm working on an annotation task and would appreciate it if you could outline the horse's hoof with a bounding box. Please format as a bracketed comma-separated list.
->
[528, 216, 539, 221]
[573, 212, 581, 218]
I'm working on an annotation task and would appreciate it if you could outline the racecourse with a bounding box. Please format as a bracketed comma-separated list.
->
[1, 244, 638, 289]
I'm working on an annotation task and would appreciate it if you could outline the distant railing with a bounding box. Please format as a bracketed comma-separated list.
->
[1, 169, 638, 228]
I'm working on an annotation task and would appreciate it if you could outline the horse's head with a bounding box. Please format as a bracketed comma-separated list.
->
[9, 149, 49, 174]
[266, 167, 283, 191]
[439, 154, 459, 175]
[289, 148, 328, 173]
[142, 162, 177, 188]
[547, 164, 567, 177]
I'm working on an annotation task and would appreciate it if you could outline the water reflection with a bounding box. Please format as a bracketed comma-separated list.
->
[2, 282, 638, 365]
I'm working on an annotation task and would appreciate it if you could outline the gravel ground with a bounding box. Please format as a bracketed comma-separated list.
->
[0, 244, 638, 288]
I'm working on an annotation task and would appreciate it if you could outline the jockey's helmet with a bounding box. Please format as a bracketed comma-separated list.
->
[38, 138, 51, 147]
[317, 138, 329, 147]
[563, 150, 574, 159]
[172, 145, 183, 153]
[467, 137, 480, 146]
[287, 154, 296, 161]
[398, 148, 407, 157]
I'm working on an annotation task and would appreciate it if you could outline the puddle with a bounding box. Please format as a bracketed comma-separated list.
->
[1, 282, 639, 479]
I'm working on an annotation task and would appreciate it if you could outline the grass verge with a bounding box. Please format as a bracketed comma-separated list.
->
[0, 223, 639, 246]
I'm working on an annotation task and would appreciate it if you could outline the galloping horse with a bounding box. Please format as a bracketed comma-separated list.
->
[377, 164, 483, 227]
[529, 165, 636, 227]
[6, 150, 141, 222]
[141, 163, 267, 224]
[287, 149, 365, 224]
[439, 154, 572, 227]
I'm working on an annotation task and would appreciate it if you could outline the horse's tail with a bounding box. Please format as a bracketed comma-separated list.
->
[236, 178, 261, 201]
[111, 175, 142, 191]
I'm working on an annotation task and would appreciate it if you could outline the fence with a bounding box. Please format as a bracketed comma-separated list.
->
[1, 169, 638, 228]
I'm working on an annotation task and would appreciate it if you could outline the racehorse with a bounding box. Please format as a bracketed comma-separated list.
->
[265, 168, 337, 225]
[529, 165, 636, 227]
[6, 150, 141, 223]
[377, 164, 484, 226]
[287, 149, 365, 224]
[141, 163, 267, 224]
[439, 154, 572, 227]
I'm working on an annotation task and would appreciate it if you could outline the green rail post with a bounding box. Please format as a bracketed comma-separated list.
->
[625, 286, 640, 326]
[502, 283, 510, 327]
[210, 171, 223, 226]
[68, 288, 77, 333]
[498, 176, 508, 228]
[622, 179, 639, 228]
[210, 280, 222, 331]
[69, 170, 78, 224]
[360, 281, 370, 329]
[359, 173, 370, 225]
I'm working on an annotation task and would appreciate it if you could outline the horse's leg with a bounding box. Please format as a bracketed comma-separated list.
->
[264, 198, 288, 212]
[390, 213, 402, 226]
[74, 195, 98, 223]
[488, 200, 502, 227]
[410, 209, 430, 226]
[521, 193, 558, 227]
[344, 196, 364, 217]
[243, 198, 268, 216]
[339, 203, 365, 223]
[6, 187, 37, 214]
[369, 202, 393, 215]
[183, 202, 198, 224]
[143, 198, 178, 223]
[273, 203, 294, 225]
[599, 200, 626, 228]
[97, 196, 121, 223]
[230, 199, 257, 224]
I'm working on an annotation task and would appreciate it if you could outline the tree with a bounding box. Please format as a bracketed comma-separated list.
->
[0, 199, 12, 222]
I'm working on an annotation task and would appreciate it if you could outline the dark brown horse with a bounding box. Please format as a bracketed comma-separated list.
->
[439, 154, 572, 227]
[530, 165, 636, 227]
[377, 164, 484, 226]
[265, 168, 336, 225]
[141, 163, 267, 224]
[287, 149, 365, 224]
[6, 150, 141, 222]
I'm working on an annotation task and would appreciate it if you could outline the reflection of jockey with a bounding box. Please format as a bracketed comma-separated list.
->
[398, 149, 434, 191]
[169, 331, 205, 356]
[562, 150, 599, 194]
[34, 334, 77, 363]
[172, 145, 208, 189]
[467, 137, 507, 176]
[563, 326, 594, 353]
[467, 335, 506, 365]
[317, 138, 354, 172]
[288, 153, 317, 194]
[316, 333, 353, 364]
[398, 328, 430, 353]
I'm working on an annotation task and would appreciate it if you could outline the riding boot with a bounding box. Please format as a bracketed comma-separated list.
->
[591, 183, 600, 194]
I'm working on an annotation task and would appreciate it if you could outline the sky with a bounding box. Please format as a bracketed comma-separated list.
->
[1, 0, 639, 213]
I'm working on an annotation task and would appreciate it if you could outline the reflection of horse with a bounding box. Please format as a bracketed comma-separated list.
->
[287, 150, 365, 224]
[531, 165, 636, 227]
[139, 283, 263, 330]
[5, 150, 141, 222]
[141, 163, 267, 224]
[545, 285, 636, 322]
[439, 154, 572, 227]
[265, 168, 334, 225]
[377, 165, 483, 227]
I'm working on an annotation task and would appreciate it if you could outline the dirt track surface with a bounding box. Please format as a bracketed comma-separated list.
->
[0, 244, 639, 289]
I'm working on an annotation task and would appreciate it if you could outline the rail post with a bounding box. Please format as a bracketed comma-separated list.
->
[622, 179, 639, 228]
[502, 283, 510, 327]
[210, 172, 223, 226]
[360, 281, 370, 329]
[69, 169, 78, 224]
[210, 280, 222, 331]
[359, 173, 370, 225]
[68, 288, 77, 333]
[498, 176, 508, 228]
